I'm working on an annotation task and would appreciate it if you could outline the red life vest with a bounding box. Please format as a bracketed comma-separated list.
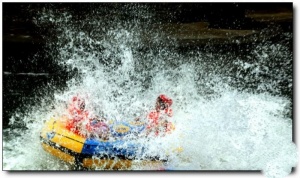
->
[65, 101, 90, 135]
[147, 108, 172, 126]
[146, 108, 173, 136]
[65, 97, 110, 138]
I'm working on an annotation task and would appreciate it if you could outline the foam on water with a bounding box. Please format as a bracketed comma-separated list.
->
[3, 5, 297, 177]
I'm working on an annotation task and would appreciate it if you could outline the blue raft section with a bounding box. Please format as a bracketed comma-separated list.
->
[81, 121, 146, 159]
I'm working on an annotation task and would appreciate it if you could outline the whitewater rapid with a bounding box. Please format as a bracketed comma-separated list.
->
[2, 4, 297, 178]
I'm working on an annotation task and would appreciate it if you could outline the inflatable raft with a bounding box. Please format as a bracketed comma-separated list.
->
[40, 118, 165, 170]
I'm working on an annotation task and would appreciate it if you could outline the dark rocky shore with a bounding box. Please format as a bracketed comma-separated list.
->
[3, 3, 292, 45]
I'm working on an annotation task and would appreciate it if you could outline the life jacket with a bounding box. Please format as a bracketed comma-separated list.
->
[65, 100, 89, 135]
[65, 96, 110, 139]
[147, 108, 173, 136]
[147, 108, 173, 126]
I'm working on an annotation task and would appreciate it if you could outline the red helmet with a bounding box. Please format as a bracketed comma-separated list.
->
[159, 94, 173, 106]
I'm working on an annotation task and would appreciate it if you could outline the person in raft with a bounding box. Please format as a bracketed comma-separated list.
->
[146, 94, 175, 136]
[65, 95, 110, 140]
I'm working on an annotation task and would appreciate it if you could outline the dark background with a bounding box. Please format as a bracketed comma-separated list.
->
[2, 3, 293, 128]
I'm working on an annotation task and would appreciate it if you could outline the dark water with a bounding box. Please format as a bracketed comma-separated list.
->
[3, 3, 293, 128]
[3, 41, 71, 128]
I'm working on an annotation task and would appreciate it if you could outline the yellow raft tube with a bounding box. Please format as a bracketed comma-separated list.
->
[40, 118, 166, 170]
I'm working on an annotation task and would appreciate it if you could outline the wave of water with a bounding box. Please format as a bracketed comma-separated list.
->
[3, 4, 297, 177]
